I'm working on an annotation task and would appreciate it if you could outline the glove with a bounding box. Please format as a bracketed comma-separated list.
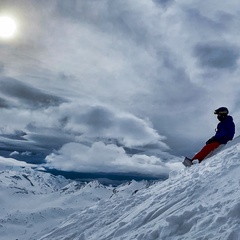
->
[206, 137, 216, 145]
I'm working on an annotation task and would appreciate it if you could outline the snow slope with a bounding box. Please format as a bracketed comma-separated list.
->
[0, 165, 149, 240]
[37, 138, 240, 240]
[1, 138, 240, 239]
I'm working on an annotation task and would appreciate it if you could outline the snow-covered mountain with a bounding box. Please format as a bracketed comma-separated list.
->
[0, 164, 150, 240]
[1, 137, 240, 239]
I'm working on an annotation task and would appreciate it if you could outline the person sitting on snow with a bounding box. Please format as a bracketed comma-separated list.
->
[185, 107, 235, 165]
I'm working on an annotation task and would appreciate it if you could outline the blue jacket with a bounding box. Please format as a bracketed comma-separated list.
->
[214, 115, 235, 144]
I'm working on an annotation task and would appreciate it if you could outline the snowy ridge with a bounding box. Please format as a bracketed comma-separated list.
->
[0, 166, 71, 194]
[0, 166, 150, 240]
[37, 139, 240, 240]
[1, 139, 240, 239]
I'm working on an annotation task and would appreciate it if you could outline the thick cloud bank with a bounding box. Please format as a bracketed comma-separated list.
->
[45, 141, 177, 175]
[44, 103, 180, 176]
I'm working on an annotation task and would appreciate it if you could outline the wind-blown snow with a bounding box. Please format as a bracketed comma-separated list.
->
[1, 137, 240, 239]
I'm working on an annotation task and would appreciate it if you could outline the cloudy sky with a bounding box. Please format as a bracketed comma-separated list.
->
[0, 0, 239, 176]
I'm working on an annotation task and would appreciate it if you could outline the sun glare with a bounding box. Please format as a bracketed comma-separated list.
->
[0, 15, 17, 40]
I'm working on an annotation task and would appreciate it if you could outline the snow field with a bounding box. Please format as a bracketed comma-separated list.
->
[38, 142, 240, 240]
[1, 139, 240, 239]
[0, 166, 149, 240]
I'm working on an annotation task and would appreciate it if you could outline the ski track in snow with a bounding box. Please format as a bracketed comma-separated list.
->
[1, 140, 240, 239]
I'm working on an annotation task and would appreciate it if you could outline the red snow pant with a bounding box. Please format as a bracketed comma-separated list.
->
[192, 142, 221, 162]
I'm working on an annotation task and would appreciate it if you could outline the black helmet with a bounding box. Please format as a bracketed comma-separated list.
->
[214, 107, 229, 115]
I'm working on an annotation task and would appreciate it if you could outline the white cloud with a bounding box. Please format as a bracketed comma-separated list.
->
[0, 156, 35, 168]
[45, 141, 181, 175]
[53, 102, 168, 148]
[9, 151, 19, 156]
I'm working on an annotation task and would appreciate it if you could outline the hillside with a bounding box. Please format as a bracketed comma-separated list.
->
[0, 164, 150, 240]
[1, 138, 240, 239]
[38, 138, 240, 240]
